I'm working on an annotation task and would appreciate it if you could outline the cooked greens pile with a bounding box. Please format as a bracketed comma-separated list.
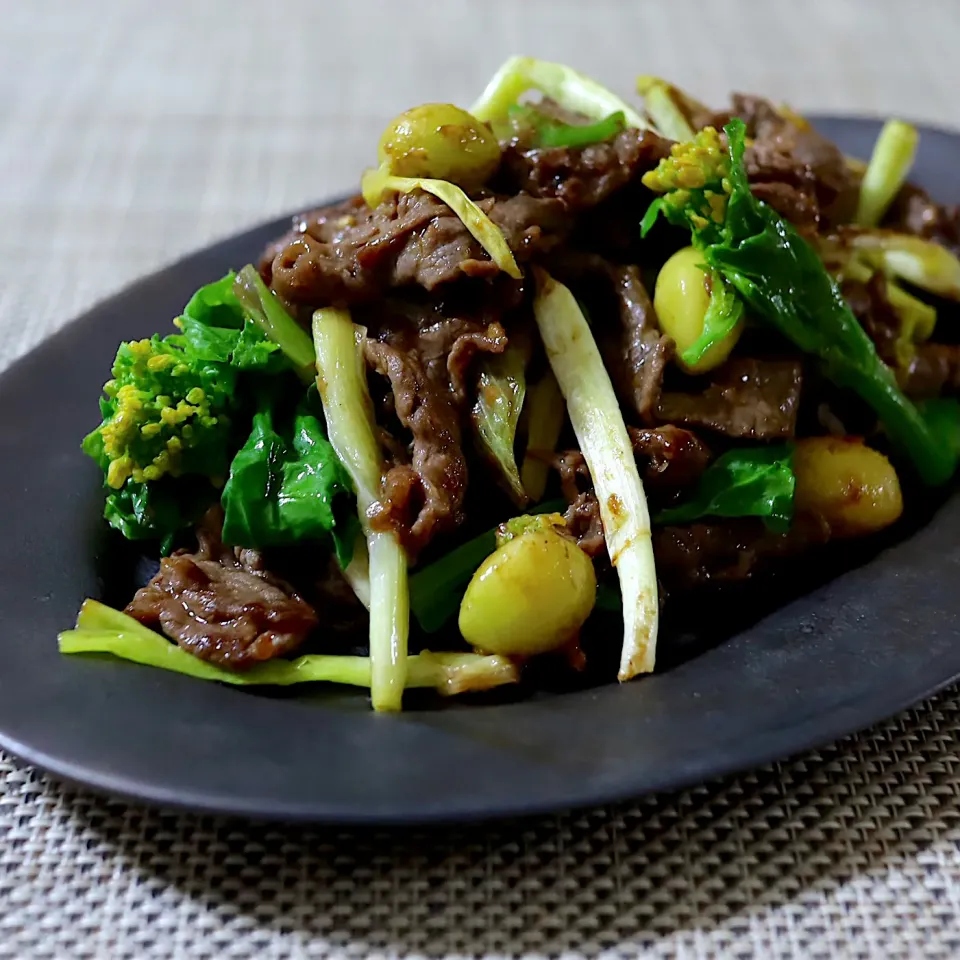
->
[65, 57, 960, 711]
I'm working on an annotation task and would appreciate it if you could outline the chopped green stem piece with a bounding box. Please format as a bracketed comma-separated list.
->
[62, 602, 517, 695]
[656, 446, 796, 532]
[234, 265, 316, 378]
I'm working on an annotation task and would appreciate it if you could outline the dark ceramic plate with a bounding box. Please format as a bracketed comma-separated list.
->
[2, 117, 960, 824]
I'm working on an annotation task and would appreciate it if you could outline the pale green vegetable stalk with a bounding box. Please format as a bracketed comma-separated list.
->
[520, 370, 565, 502]
[636, 76, 697, 142]
[361, 169, 521, 279]
[62, 601, 516, 696]
[847, 231, 960, 301]
[234, 265, 316, 379]
[473, 344, 528, 504]
[531, 269, 659, 679]
[855, 119, 919, 227]
[471, 56, 648, 130]
[312, 308, 409, 712]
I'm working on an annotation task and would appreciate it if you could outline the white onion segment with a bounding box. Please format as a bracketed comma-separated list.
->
[532, 270, 659, 678]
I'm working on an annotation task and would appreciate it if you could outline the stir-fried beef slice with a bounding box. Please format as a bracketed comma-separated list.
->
[701, 94, 857, 231]
[654, 515, 831, 592]
[499, 128, 671, 211]
[658, 358, 803, 440]
[902, 343, 960, 398]
[549, 254, 673, 424]
[126, 512, 317, 670]
[884, 183, 960, 257]
[363, 337, 468, 556]
[564, 492, 606, 559]
[842, 273, 901, 368]
[604, 265, 675, 423]
[552, 426, 710, 501]
[732, 94, 859, 229]
[628, 425, 712, 489]
[267, 191, 569, 309]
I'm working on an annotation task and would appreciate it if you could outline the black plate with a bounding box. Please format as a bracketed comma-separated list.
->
[2, 117, 960, 824]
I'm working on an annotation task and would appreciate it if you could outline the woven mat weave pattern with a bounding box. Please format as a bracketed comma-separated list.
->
[3, 1, 960, 955]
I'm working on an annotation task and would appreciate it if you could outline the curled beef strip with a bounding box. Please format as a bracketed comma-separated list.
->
[653, 515, 831, 592]
[549, 254, 673, 424]
[126, 510, 317, 670]
[499, 128, 671, 211]
[362, 309, 506, 556]
[700, 94, 858, 232]
[658, 358, 803, 440]
[267, 191, 569, 309]
[553, 426, 711, 560]
[903, 343, 960, 398]
[604, 265, 675, 424]
[552, 425, 711, 500]
[842, 272, 901, 368]
[885, 183, 960, 258]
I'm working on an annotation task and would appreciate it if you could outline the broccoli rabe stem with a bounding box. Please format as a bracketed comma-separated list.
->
[62, 601, 517, 695]
[312, 308, 410, 712]
[234, 265, 316, 379]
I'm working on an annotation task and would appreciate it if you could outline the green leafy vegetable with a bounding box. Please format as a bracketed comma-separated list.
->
[82, 333, 237, 540]
[178, 270, 288, 374]
[679, 266, 744, 369]
[221, 391, 358, 567]
[656, 446, 796, 532]
[61, 601, 518, 696]
[642, 119, 960, 486]
[473, 344, 527, 504]
[504, 104, 626, 149]
[233, 265, 316, 376]
[409, 500, 566, 634]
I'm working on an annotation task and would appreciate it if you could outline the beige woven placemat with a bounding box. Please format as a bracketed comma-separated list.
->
[3, 1, 960, 956]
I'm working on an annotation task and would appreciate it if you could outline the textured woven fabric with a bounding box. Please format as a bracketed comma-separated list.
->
[3, 1, 960, 956]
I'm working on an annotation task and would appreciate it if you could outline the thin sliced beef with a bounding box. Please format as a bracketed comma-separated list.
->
[605, 265, 674, 424]
[842, 272, 901, 368]
[549, 255, 673, 423]
[902, 343, 960, 398]
[653, 515, 831, 591]
[268, 191, 569, 309]
[499, 128, 671, 211]
[552, 426, 710, 502]
[658, 358, 803, 440]
[564, 492, 606, 559]
[126, 511, 317, 670]
[885, 183, 960, 258]
[702, 94, 858, 231]
[363, 337, 468, 556]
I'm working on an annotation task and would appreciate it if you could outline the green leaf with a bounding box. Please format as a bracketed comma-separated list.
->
[656, 445, 796, 533]
[182, 272, 244, 330]
[505, 104, 626, 149]
[221, 393, 356, 566]
[102, 477, 215, 545]
[679, 267, 744, 368]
